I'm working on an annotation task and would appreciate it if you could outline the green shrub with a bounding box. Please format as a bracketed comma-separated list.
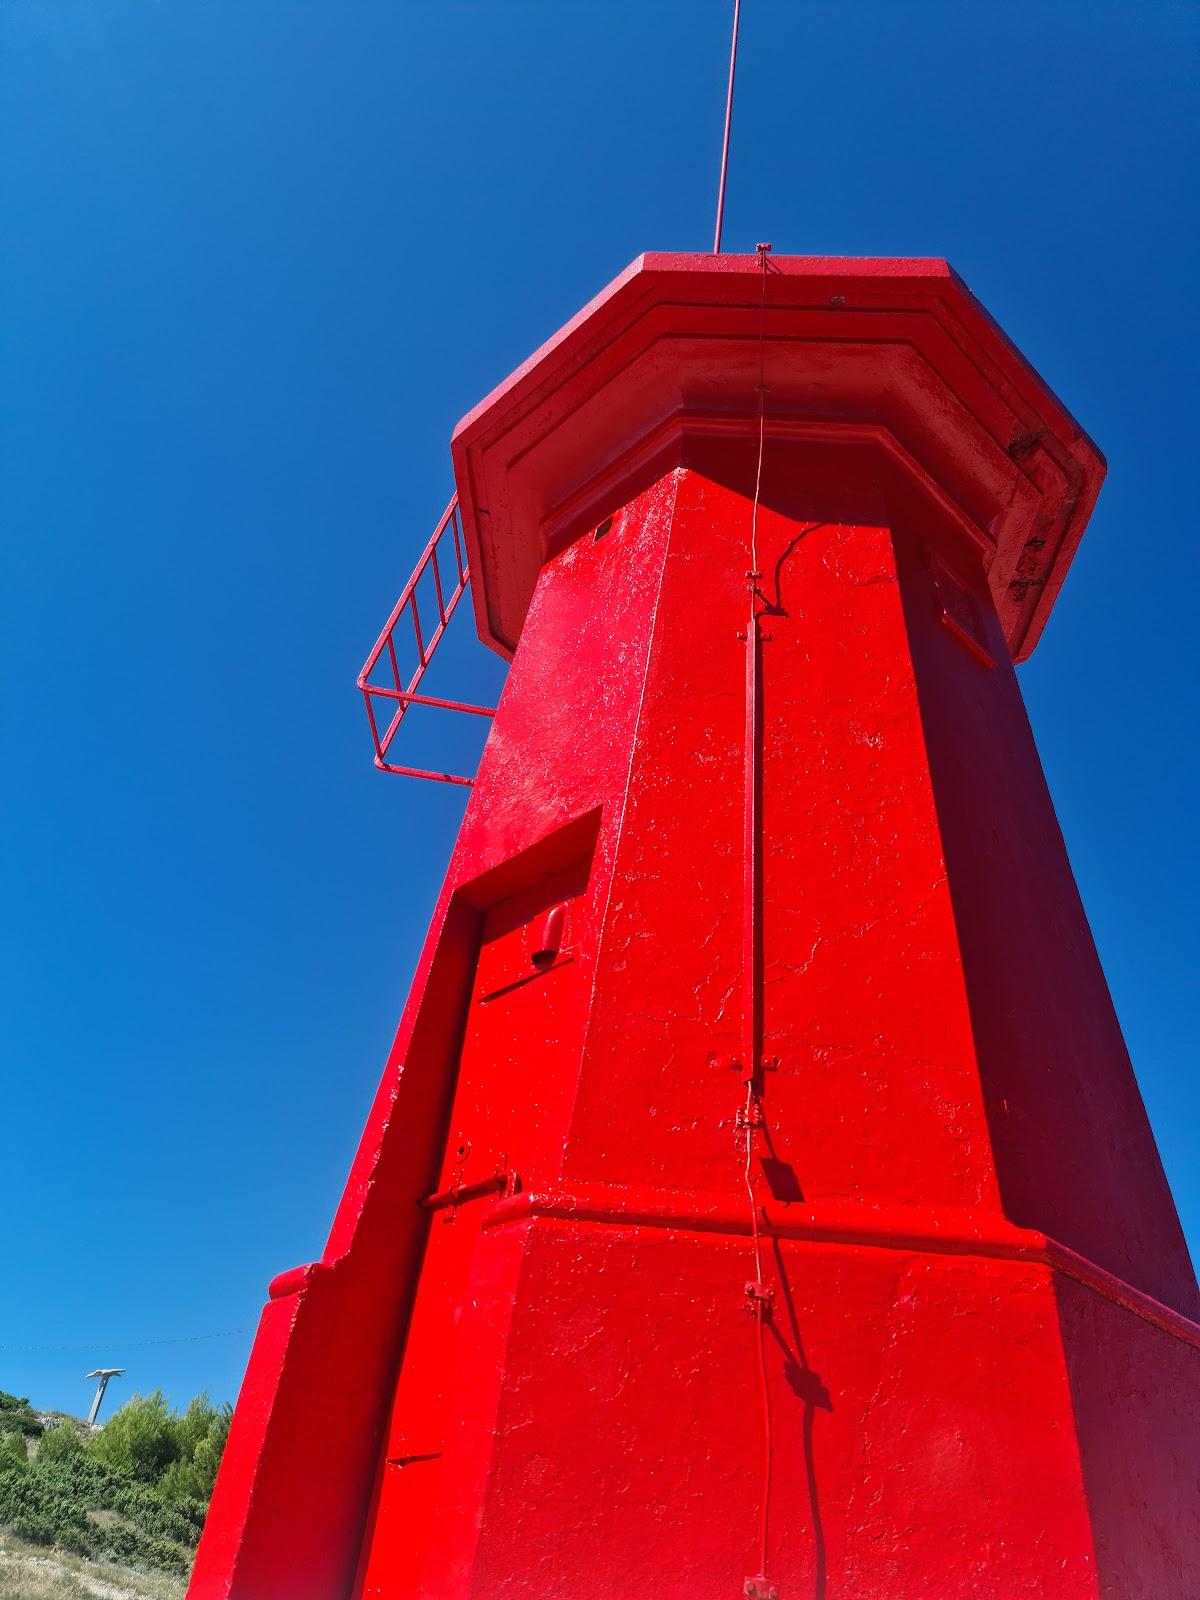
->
[9, 1510, 56, 1545]
[0, 1387, 227, 1574]
[93, 1517, 189, 1577]
[0, 1391, 43, 1438]
[88, 1391, 181, 1484]
[176, 1394, 230, 1459]
[145, 1537, 190, 1577]
[0, 1457, 92, 1544]
[55, 1523, 93, 1557]
[34, 1423, 83, 1465]
[98, 1523, 139, 1563]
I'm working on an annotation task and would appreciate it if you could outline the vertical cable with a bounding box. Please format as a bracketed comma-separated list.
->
[750, 243, 769, 573]
[713, 0, 742, 253]
[740, 243, 775, 1599]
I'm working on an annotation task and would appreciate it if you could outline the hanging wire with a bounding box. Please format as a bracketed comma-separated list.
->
[0, 1328, 250, 1354]
[713, 0, 743, 252]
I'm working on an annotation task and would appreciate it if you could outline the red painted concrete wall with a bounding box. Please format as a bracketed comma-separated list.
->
[192, 438, 1200, 1599]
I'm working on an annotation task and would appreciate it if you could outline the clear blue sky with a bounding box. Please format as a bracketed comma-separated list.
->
[3, 1, 1196, 1418]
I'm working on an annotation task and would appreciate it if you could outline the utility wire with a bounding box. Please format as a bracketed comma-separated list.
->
[0, 1329, 250, 1354]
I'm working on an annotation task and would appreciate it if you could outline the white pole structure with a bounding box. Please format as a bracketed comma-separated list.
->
[84, 1368, 125, 1427]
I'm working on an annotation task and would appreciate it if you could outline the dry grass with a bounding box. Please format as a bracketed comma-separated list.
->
[0, 1534, 186, 1600]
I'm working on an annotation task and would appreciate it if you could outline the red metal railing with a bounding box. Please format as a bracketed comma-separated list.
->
[357, 495, 496, 785]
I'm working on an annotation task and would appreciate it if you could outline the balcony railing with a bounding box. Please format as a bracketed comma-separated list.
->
[357, 495, 496, 785]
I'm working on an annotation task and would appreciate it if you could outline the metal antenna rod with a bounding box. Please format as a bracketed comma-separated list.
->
[713, 0, 742, 253]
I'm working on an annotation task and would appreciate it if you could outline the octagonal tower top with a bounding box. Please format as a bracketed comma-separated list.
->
[451, 253, 1104, 663]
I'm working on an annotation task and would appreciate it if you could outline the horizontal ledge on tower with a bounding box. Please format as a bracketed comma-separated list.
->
[481, 1182, 1200, 1352]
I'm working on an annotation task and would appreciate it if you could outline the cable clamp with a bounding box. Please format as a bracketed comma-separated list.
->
[744, 1280, 774, 1311]
[744, 1576, 779, 1599]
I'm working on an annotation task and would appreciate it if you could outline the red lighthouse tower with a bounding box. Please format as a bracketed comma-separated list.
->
[191, 254, 1200, 1600]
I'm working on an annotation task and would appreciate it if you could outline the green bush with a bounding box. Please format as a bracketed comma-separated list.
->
[0, 1391, 42, 1438]
[176, 1394, 230, 1461]
[55, 1523, 93, 1557]
[0, 1457, 91, 1537]
[97, 1523, 139, 1563]
[34, 1423, 83, 1465]
[146, 1538, 190, 1577]
[95, 1522, 189, 1577]
[9, 1511, 57, 1545]
[0, 1387, 229, 1574]
[88, 1390, 181, 1484]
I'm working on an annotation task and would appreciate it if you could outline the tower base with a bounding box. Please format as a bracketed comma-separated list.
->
[354, 1195, 1200, 1599]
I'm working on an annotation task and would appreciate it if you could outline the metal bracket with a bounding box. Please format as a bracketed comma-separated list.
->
[420, 1150, 516, 1221]
[735, 1102, 764, 1134]
[723, 1055, 778, 1083]
[744, 1280, 774, 1313]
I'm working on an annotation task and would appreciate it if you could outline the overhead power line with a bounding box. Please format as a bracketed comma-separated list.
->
[0, 1328, 250, 1354]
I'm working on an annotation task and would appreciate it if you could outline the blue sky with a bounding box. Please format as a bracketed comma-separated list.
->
[2, 1, 1196, 1417]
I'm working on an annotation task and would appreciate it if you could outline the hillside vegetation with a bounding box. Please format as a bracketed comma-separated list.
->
[0, 1388, 228, 1585]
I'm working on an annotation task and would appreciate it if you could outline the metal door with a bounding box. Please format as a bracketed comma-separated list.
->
[354, 856, 591, 1596]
